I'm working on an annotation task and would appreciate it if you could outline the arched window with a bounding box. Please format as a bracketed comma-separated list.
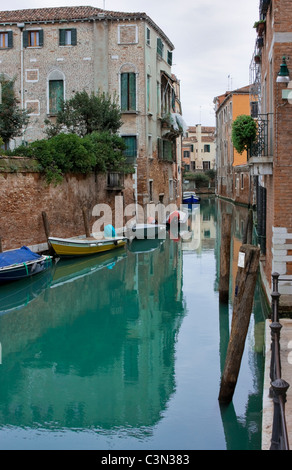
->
[47, 70, 65, 115]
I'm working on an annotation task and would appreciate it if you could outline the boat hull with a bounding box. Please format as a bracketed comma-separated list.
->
[0, 256, 53, 284]
[128, 224, 166, 239]
[48, 236, 127, 257]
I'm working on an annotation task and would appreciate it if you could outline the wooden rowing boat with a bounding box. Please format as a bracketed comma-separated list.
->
[48, 235, 127, 258]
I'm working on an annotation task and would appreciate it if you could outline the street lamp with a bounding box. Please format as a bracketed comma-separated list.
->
[276, 56, 290, 83]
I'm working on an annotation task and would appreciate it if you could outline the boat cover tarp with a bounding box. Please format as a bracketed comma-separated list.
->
[0, 246, 41, 268]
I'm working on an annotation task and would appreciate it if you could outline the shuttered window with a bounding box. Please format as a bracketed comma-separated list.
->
[49, 80, 64, 114]
[23, 30, 44, 48]
[167, 50, 173, 66]
[121, 73, 136, 112]
[122, 136, 137, 163]
[157, 38, 164, 58]
[59, 28, 77, 46]
[0, 31, 13, 48]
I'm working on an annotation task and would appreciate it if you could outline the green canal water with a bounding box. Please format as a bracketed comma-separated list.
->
[0, 197, 268, 450]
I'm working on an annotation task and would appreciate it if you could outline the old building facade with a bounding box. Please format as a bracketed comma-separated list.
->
[0, 6, 184, 214]
[214, 85, 252, 206]
[182, 125, 216, 172]
[249, 0, 292, 311]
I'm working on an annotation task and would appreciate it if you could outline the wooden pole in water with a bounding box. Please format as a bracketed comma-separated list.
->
[42, 211, 50, 240]
[242, 209, 253, 245]
[82, 207, 91, 238]
[0, 237, 3, 253]
[219, 213, 232, 303]
[218, 244, 260, 404]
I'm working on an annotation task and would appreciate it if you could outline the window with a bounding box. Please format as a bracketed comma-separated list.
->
[122, 135, 137, 163]
[203, 161, 210, 170]
[157, 38, 164, 58]
[147, 75, 151, 112]
[23, 30, 44, 48]
[59, 28, 77, 46]
[204, 144, 210, 153]
[149, 180, 153, 201]
[146, 27, 151, 46]
[0, 31, 13, 48]
[49, 80, 64, 114]
[167, 51, 173, 66]
[183, 151, 190, 159]
[121, 73, 136, 112]
[169, 179, 173, 200]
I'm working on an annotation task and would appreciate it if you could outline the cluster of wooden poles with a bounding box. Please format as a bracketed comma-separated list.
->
[218, 209, 260, 404]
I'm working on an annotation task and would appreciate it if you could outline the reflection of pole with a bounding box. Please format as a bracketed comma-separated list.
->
[219, 213, 232, 303]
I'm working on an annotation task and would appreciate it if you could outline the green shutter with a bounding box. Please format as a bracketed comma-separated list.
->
[7, 31, 13, 48]
[121, 73, 128, 111]
[59, 29, 65, 46]
[23, 30, 28, 48]
[128, 73, 136, 111]
[38, 29, 44, 47]
[71, 28, 77, 46]
[49, 80, 64, 114]
[167, 51, 173, 66]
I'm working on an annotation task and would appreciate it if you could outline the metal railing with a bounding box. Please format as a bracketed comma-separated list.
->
[248, 114, 273, 158]
[269, 273, 290, 450]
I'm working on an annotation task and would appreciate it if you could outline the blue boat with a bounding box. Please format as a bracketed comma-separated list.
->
[183, 191, 201, 204]
[0, 246, 53, 284]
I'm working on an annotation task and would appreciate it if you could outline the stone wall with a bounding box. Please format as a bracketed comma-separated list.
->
[0, 161, 134, 251]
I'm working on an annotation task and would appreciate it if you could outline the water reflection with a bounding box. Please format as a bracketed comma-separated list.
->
[0, 238, 184, 434]
[0, 197, 267, 449]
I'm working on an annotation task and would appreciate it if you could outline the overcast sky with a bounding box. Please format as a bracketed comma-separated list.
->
[3, 0, 260, 127]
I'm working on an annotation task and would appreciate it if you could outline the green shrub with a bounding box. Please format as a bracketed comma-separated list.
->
[232, 115, 257, 154]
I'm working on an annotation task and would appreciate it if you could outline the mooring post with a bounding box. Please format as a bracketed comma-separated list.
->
[219, 213, 232, 303]
[218, 244, 260, 404]
[82, 207, 91, 238]
[0, 237, 3, 253]
[242, 209, 253, 245]
[42, 211, 50, 240]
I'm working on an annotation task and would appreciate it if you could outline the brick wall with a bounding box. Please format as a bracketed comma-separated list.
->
[0, 165, 134, 251]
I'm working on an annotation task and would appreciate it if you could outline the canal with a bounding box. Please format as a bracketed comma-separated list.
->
[0, 197, 268, 450]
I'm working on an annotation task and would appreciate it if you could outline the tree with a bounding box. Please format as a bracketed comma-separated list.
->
[0, 75, 29, 145]
[231, 115, 257, 154]
[45, 90, 122, 137]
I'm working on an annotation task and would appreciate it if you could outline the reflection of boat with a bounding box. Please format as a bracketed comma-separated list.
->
[183, 191, 201, 204]
[128, 238, 165, 253]
[166, 210, 188, 225]
[0, 246, 53, 284]
[125, 223, 166, 240]
[0, 269, 53, 315]
[51, 249, 127, 287]
[48, 235, 127, 258]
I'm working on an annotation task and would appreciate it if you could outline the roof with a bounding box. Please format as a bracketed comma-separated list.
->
[0, 6, 174, 49]
[214, 85, 251, 113]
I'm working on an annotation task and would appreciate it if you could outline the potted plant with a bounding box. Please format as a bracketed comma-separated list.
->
[253, 20, 266, 36]
[254, 54, 261, 64]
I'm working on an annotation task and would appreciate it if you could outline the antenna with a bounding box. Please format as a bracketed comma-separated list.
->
[103, 0, 106, 9]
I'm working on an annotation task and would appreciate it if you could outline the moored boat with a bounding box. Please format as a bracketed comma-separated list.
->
[183, 191, 201, 204]
[0, 246, 53, 284]
[125, 223, 166, 240]
[48, 235, 127, 258]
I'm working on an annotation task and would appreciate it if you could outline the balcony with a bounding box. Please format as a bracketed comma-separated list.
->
[106, 172, 124, 191]
[260, 0, 271, 17]
[248, 114, 273, 176]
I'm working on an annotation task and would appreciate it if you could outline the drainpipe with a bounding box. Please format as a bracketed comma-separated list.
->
[17, 23, 25, 109]
[17, 23, 25, 144]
